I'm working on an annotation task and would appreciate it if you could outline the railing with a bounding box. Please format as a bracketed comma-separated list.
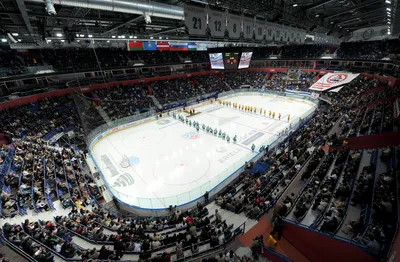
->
[87, 89, 318, 210]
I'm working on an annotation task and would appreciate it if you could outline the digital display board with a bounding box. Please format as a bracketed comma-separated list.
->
[208, 47, 253, 70]
[238, 52, 253, 69]
[223, 52, 239, 69]
[209, 53, 224, 69]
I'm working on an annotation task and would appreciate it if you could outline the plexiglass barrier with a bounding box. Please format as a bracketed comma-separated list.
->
[88, 89, 318, 210]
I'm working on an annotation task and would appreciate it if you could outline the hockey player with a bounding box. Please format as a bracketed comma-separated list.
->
[288, 115, 291, 122]
[278, 113, 281, 121]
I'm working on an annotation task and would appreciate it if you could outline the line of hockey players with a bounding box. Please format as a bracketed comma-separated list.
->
[217, 99, 290, 122]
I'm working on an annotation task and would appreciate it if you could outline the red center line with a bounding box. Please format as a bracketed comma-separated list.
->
[201, 111, 279, 136]
[105, 137, 167, 208]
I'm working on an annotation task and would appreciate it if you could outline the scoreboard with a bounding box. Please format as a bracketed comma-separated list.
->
[224, 52, 239, 69]
[208, 47, 253, 70]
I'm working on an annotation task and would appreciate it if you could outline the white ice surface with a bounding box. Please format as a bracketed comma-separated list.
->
[91, 94, 316, 208]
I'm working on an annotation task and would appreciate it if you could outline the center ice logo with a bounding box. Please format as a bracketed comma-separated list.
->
[215, 147, 227, 153]
[182, 131, 199, 140]
[157, 119, 171, 125]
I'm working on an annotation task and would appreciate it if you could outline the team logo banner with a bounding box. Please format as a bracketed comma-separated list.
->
[309, 73, 360, 91]
[208, 9, 226, 38]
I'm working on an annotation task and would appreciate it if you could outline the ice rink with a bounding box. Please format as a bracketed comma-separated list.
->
[90, 94, 317, 209]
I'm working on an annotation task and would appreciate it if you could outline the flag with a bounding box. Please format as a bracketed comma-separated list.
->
[127, 41, 143, 51]
[188, 42, 197, 51]
[157, 41, 169, 51]
[143, 41, 157, 50]
[169, 42, 188, 51]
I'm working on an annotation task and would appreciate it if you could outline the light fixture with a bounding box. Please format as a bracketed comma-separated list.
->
[77, 40, 80, 42]
[150, 36, 154, 39]
[46, 39, 52, 43]
[80, 34, 84, 37]
[159, 36, 162, 39]
[1, 39, 7, 42]
[388, 21, 391, 24]
[330, 21, 334, 24]
[56, 33, 62, 37]
[107, 40, 110, 43]
[166, 37, 169, 39]
[121, 35, 125, 38]
[133, 36, 137, 39]
[386, 0, 391, 3]
[76, 33, 79, 37]
[88, 34, 93, 38]
[315, 14, 320, 17]
[129, 36, 133, 39]
[17, 39, 21, 42]
[12, 33, 18, 36]
[293, 3, 298, 7]
[61, 39, 65, 42]
[112, 35, 116, 38]
[387, 7, 391, 11]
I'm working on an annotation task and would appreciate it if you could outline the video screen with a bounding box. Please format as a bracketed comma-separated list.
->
[209, 53, 224, 69]
[223, 52, 239, 70]
[238, 52, 253, 69]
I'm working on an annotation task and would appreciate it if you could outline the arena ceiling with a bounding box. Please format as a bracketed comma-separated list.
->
[0, 0, 396, 44]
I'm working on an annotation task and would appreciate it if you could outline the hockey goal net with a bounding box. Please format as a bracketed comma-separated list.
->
[120, 154, 130, 168]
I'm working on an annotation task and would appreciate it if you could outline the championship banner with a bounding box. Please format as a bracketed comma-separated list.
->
[282, 25, 288, 42]
[227, 13, 242, 39]
[289, 28, 295, 43]
[309, 73, 360, 91]
[243, 16, 254, 39]
[184, 4, 206, 36]
[255, 19, 265, 41]
[208, 9, 226, 38]
[265, 22, 275, 41]
[300, 30, 307, 43]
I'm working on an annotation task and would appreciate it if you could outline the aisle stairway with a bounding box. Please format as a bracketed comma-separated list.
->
[96, 106, 112, 126]
[150, 95, 163, 110]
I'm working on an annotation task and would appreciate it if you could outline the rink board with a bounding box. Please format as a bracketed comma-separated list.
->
[89, 93, 317, 210]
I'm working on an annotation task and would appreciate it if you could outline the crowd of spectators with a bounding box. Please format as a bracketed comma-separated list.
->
[222, 72, 266, 89]
[94, 84, 154, 120]
[337, 40, 399, 60]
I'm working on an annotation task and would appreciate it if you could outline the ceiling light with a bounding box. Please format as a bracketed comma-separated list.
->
[112, 35, 116, 38]
[61, 39, 65, 42]
[293, 3, 298, 7]
[77, 40, 80, 42]
[134, 36, 137, 39]
[76, 33, 79, 37]
[159, 36, 162, 39]
[388, 31, 391, 35]
[388, 21, 391, 24]
[385, 0, 391, 3]
[56, 33, 62, 37]
[107, 40, 110, 43]
[330, 21, 334, 24]
[150, 36, 154, 39]
[46, 39, 52, 43]
[17, 39, 21, 42]
[387, 7, 391, 11]
[80, 34, 84, 37]
[88, 35, 93, 38]
[129, 36, 133, 39]
[166, 37, 169, 39]
[12, 33, 18, 36]
[315, 14, 320, 17]
[121, 35, 125, 38]
[1, 39, 7, 42]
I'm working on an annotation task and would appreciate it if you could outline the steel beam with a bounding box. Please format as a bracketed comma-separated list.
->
[15, 0, 35, 40]
[324, 0, 382, 19]
[103, 15, 143, 34]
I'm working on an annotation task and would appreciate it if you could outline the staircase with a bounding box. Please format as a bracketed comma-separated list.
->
[96, 106, 112, 126]
[150, 95, 163, 110]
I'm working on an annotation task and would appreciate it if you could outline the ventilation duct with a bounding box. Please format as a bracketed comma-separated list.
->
[26, 0, 184, 20]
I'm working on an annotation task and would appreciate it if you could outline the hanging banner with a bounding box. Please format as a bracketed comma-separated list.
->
[289, 28, 295, 43]
[265, 22, 275, 41]
[208, 9, 226, 38]
[309, 73, 360, 91]
[282, 26, 288, 42]
[227, 13, 242, 39]
[185, 5, 206, 36]
[197, 42, 208, 51]
[275, 24, 283, 41]
[243, 16, 254, 40]
[255, 19, 265, 41]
